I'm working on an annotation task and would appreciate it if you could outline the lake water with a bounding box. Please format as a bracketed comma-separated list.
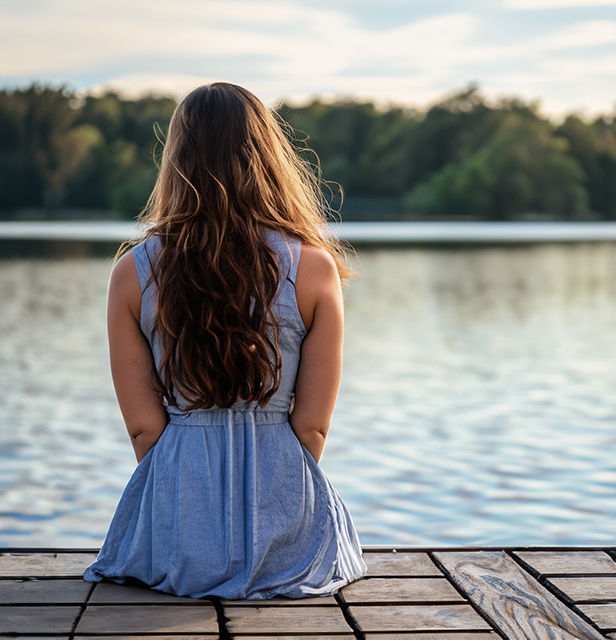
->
[1, 243, 616, 548]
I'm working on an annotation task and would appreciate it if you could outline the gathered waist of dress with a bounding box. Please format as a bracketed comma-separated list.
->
[166, 408, 290, 427]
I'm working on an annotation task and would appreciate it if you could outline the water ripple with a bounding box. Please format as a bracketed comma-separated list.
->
[2, 243, 616, 546]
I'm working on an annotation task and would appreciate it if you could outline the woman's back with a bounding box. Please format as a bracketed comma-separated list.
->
[135, 229, 307, 417]
[84, 229, 367, 599]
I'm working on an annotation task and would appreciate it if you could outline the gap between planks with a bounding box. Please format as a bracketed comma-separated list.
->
[3, 548, 616, 638]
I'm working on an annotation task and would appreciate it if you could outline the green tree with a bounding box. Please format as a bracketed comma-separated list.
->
[0, 85, 101, 212]
[405, 112, 589, 219]
[556, 115, 616, 217]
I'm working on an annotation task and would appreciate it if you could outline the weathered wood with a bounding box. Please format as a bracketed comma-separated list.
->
[221, 594, 338, 606]
[76, 604, 218, 633]
[348, 604, 491, 632]
[77, 637, 217, 640]
[513, 551, 616, 576]
[578, 604, 616, 630]
[0, 606, 81, 633]
[362, 635, 499, 639]
[89, 581, 197, 604]
[236, 636, 495, 640]
[364, 551, 441, 576]
[225, 605, 352, 634]
[0, 637, 70, 640]
[79, 637, 351, 640]
[436, 551, 605, 640]
[341, 577, 465, 603]
[232, 637, 355, 640]
[0, 577, 91, 603]
[77, 637, 218, 640]
[549, 576, 616, 602]
[0, 552, 97, 577]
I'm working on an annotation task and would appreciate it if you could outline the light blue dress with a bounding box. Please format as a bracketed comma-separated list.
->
[84, 230, 367, 599]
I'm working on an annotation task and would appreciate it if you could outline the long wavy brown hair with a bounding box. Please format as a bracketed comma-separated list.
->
[127, 82, 352, 410]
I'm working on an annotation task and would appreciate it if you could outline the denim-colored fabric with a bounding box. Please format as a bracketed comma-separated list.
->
[84, 230, 366, 599]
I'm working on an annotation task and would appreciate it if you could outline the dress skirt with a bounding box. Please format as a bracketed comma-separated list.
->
[84, 409, 367, 599]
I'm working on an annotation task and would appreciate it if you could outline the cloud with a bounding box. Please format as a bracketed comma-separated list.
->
[0, 0, 614, 117]
[534, 20, 616, 49]
[503, 0, 616, 9]
[0, 1, 482, 95]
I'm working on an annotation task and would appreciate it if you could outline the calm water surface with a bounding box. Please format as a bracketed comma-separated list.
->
[1, 243, 616, 547]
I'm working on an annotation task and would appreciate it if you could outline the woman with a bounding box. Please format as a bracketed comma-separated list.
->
[84, 82, 366, 599]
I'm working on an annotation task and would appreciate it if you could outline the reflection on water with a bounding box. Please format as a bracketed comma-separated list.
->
[1, 243, 616, 547]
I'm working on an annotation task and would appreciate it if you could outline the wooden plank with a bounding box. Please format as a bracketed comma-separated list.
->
[0, 578, 91, 604]
[76, 604, 218, 633]
[363, 635, 499, 639]
[0, 606, 81, 634]
[436, 551, 605, 640]
[578, 604, 616, 630]
[233, 637, 355, 640]
[78, 637, 350, 640]
[0, 552, 97, 577]
[348, 604, 491, 633]
[341, 577, 465, 603]
[77, 637, 217, 640]
[225, 605, 352, 634]
[549, 576, 616, 602]
[221, 594, 338, 606]
[364, 552, 441, 577]
[513, 551, 616, 576]
[89, 581, 337, 606]
[89, 581, 197, 604]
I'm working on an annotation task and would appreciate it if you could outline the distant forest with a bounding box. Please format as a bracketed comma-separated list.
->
[1, 84, 615, 221]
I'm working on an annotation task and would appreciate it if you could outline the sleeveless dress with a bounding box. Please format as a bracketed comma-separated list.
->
[84, 230, 367, 599]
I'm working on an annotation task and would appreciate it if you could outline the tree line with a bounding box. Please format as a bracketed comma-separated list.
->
[1, 84, 615, 221]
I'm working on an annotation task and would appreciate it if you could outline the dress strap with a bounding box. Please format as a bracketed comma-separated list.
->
[132, 236, 161, 292]
[286, 237, 301, 285]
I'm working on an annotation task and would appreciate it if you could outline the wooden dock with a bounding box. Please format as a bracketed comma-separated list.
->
[2, 547, 616, 639]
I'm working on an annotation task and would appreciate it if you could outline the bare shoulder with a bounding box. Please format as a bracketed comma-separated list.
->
[108, 249, 141, 320]
[295, 244, 341, 330]
[297, 243, 338, 280]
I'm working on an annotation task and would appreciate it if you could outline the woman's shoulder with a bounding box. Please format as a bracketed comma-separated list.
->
[295, 244, 340, 331]
[298, 244, 338, 280]
[108, 250, 142, 320]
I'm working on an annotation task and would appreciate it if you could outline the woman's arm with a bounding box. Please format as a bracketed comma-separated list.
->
[107, 250, 168, 463]
[289, 244, 344, 463]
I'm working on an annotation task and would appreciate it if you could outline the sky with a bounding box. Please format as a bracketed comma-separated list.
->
[0, 0, 615, 118]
